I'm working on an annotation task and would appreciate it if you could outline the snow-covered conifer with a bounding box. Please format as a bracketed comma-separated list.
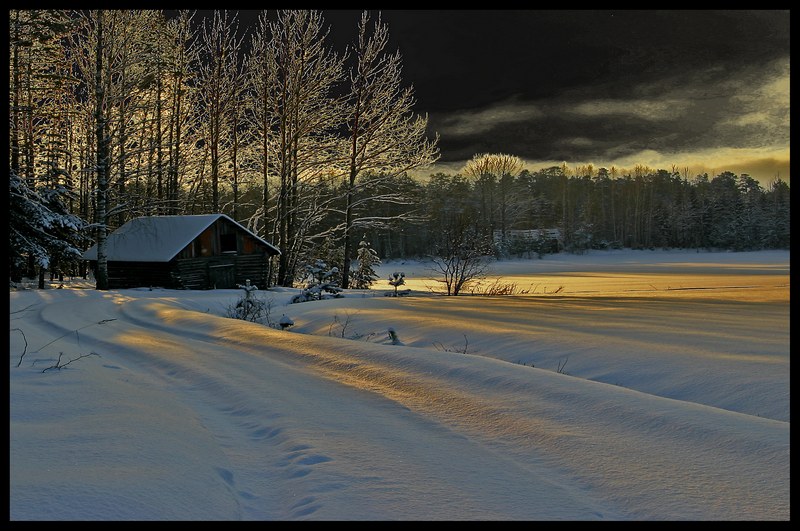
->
[9, 170, 87, 284]
[350, 238, 381, 289]
[291, 259, 344, 303]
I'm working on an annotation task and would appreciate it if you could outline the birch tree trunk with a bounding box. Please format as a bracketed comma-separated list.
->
[93, 10, 109, 290]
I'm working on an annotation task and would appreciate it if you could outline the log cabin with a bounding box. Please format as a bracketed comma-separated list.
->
[81, 214, 280, 289]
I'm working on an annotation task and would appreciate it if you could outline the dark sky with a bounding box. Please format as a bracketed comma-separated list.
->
[234, 10, 790, 184]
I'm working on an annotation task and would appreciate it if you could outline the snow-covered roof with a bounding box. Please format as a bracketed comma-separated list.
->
[82, 214, 280, 262]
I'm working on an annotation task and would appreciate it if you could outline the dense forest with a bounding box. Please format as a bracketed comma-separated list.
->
[361, 162, 791, 258]
[9, 10, 790, 290]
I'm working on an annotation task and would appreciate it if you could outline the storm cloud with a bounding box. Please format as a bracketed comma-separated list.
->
[369, 10, 790, 184]
[232, 10, 789, 184]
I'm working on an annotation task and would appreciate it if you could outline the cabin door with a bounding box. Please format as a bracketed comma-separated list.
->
[208, 259, 236, 289]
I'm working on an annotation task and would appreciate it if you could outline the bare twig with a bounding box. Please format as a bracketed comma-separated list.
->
[10, 303, 40, 316]
[557, 356, 569, 374]
[468, 278, 520, 296]
[12, 328, 28, 368]
[329, 311, 358, 338]
[433, 335, 470, 354]
[33, 318, 117, 353]
[41, 352, 101, 373]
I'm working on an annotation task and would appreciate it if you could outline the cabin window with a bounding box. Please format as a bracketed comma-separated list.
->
[220, 233, 237, 254]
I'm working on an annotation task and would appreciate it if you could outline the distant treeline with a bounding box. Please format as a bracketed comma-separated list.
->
[353, 166, 790, 259]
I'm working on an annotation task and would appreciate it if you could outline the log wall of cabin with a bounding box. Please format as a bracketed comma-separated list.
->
[232, 254, 269, 288]
[99, 253, 273, 290]
[173, 254, 270, 290]
[106, 261, 178, 289]
[173, 258, 212, 289]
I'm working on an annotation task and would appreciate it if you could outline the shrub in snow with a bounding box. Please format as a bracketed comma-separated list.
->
[387, 327, 402, 345]
[503, 231, 558, 259]
[291, 259, 343, 303]
[387, 271, 405, 297]
[279, 314, 294, 330]
[227, 280, 272, 323]
[565, 224, 594, 254]
[300, 236, 344, 286]
[433, 335, 470, 354]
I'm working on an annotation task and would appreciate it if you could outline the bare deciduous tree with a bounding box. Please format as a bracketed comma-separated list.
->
[338, 11, 439, 288]
[243, 11, 279, 240]
[72, 10, 167, 288]
[429, 215, 494, 296]
[163, 10, 199, 215]
[196, 10, 244, 214]
[257, 10, 346, 286]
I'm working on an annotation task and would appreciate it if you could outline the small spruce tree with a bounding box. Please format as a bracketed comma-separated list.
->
[350, 238, 381, 289]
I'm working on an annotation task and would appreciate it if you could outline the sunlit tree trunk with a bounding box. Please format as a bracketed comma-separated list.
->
[93, 10, 110, 290]
[340, 11, 439, 288]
